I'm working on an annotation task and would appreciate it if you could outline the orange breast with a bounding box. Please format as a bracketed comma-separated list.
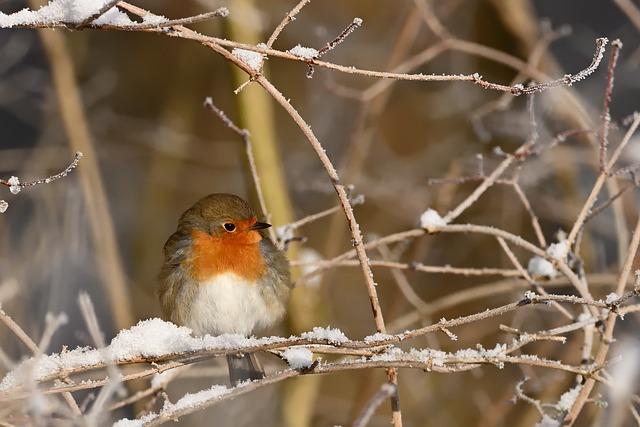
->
[188, 229, 266, 283]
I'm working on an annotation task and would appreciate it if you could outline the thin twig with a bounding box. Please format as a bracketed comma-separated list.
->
[203, 97, 276, 243]
[266, 0, 313, 48]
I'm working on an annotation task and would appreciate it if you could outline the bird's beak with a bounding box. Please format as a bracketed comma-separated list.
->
[249, 222, 271, 230]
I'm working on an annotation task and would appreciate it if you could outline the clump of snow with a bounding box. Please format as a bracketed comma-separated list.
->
[7, 176, 20, 195]
[363, 332, 394, 343]
[288, 44, 318, 59]
[557, 384, 582, 411]
[0, 200, 7, 213]
[605, 292, 619, 305]
[0, 0, 136, 28]
[419, 209, 447, 231]
[353, 17, 363, 26]
[300, 326, 348, 344]
[546, 241, 569, 261]
[232, 47, 264, 71]
[282, 347, 314, 369]
[524, 290, 537, 300]
[527, 256, 557, 279]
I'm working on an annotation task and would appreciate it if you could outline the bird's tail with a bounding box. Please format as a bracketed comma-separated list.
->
[226, 353, 265, 384]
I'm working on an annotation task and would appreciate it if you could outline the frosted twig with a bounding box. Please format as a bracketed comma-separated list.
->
[120, 8, 229, 30]
[512, 182, 546, 247]
[266, 0, 313, 48]
[599, 40, 622, 173]
[203, 97, 276, 243]
[0, 152, 83, 214]
[565, 217, 640, 425]
[0, 308, 81, 415]
[378, 244, 430, 314]
[496, 237, 573, 320]
[567, 113, 640, 247]
[68, 3, 607, 97]
[294, 258, 521, 283]
[316, 17, 363, 58]
[78, 292, 122, 422]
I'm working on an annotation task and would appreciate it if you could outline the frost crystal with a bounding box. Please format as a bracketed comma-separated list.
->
[524, 290, 537, 300]
[288, 44, 319, 59]
[7, 176, 20, 194]
[419, 209, 447, 231]
[282, 347, 314, 369]
[232, 48, 264, 71]
[557, 384, 582, 411]
[527, 256, 557, 279]
[363, 332, 394, 343]
[605, 292, 619, 305]
[546, 241, 569, 261]
[0, 200, 7, 213]
[141, 12, 168, 25]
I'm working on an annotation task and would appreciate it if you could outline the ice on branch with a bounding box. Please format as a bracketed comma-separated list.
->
[419, 209, 447, 231]
[0, 200, 7, 214]
[546, 241, 569, 261]
[282, 347, 314, 369]
[232, 46, 265, 72]
[0, 0, 135, 28]
[288, 44, 319, 59]
[527, 256, 557, 279]
[300, 326, 348, 344]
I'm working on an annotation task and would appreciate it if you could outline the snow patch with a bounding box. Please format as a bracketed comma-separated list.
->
[419, 209, 446, 231]
[288, 44, 318, 59]
[0, 0, 136, 28]
[300, 326, 348, 344]
[232, 47, 264, 71]
[282, 347, 314, 369]
[527, 256, 557, 279]
[546, 241, 569, 261]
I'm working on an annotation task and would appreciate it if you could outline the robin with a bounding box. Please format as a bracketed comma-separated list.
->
[158, 193, 291, 384]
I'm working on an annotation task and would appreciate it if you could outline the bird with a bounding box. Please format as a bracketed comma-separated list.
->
[158, 193, 291, 384]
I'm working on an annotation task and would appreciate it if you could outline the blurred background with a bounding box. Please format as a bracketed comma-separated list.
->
[1, 0, 640, 425]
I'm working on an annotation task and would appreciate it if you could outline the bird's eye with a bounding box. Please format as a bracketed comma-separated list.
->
[223, 223, 236, 232]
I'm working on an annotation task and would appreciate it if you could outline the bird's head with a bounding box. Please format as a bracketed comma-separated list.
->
[178, 193, 271, 245]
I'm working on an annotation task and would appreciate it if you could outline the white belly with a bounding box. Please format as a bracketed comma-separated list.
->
[185, 272, 276, 336]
